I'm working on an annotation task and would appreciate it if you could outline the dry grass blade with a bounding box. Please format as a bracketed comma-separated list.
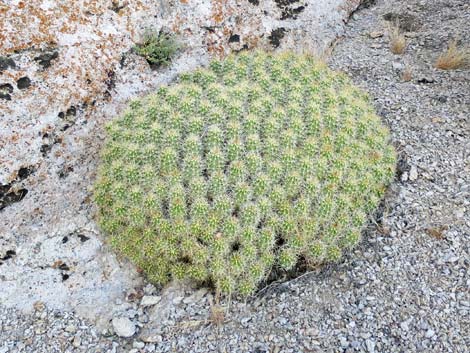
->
[402, 65, 413, 81]
[435, 40, 470, 70]
[208, 292, 227, 328]
[388, 22, 406, 55]
[210, 304, 225, 326]
[425, 225, 448, 240]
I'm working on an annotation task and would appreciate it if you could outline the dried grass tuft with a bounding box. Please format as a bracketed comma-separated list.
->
[435, 40, 469, 70]
[389, 23, 406, 55]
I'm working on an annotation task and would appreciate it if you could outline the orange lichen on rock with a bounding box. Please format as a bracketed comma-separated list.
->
[211, 0, 232, 24]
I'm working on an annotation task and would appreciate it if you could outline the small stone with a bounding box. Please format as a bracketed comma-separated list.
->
[143, 284, 157, 295]
[33, 301, 45, 312]
[140, 333, 163, 343]
[369, 31, 384, 39]
[65, 324, 77, 333]
[141, 295, 161, 307]
[129, 349, 138, 353]
[17, 77, 31, 90]
[400, 321, 409, 331]
[112, 317, 135, 338]
[454, 208, 465, 219]
[392, 61, 404, 71]
[72, 336, 81, 348]
[417, 76, 435, 84]
[305, 327, 319, 336]
[401, 171, 409, 182]
[127, 309, 138, 318]
[133, 341, 145, 349]
[366, 339, 375, 352]
[351, 340, 360, 349]
[172, 296, 183, 305]
[425, 329, 435, 338]
[35, 327, 46, 335]
[409, 165, 418, 181]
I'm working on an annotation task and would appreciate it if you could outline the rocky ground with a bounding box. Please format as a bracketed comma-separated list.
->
[1, 0, 469, 352]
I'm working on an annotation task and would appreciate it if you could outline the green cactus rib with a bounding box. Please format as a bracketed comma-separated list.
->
[94, 51, 396, 296]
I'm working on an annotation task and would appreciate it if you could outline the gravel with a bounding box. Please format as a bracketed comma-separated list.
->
[1, 0, 469, 352]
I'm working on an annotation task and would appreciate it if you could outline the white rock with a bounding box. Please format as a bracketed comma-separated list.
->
[366, 339, 375, 352]
[392, 61, 404, 71]
[369, 31, 384, 39]
[133, 341, 145, 349]
[64, 324, 76, 333]
[72, 336, 81, 348]
[140, 296, 161, 307]
[140, 333, 163, 343]
[409, 165, 418, 181]
[172, 296, 184, 305]
[454, 208, 465, 219]
[112, 317, 135, 338]
[401, 171, 409, 182]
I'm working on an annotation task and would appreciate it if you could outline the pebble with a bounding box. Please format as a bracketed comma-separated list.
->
[112, 317, 135, 338]
[400, 321, 409, 331]
[366, 339, 375, 352]
[425, 329, 435, 338]
[369, 31, 384, 38]
[351, 340, 361, 349]
[409, 165, 418, 181]
[140, 333, 163, 343]
[72, 336, 81, 348]
[140, 296, 161, 307]
[340, 336, 348, 348]
[392, 61, 404, 71]
[133, 341, 145, 349]
[65, 324, 77, 333]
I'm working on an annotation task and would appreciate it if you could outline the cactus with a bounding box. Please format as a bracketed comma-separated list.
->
[94, 51, 396, 295]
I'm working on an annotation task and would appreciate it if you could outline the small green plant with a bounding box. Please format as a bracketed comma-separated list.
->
[94, 51, 396, 296]
[134, 30, 180, 67]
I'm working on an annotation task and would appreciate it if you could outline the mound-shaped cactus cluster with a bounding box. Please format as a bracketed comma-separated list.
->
[94, 51, 396, 295]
